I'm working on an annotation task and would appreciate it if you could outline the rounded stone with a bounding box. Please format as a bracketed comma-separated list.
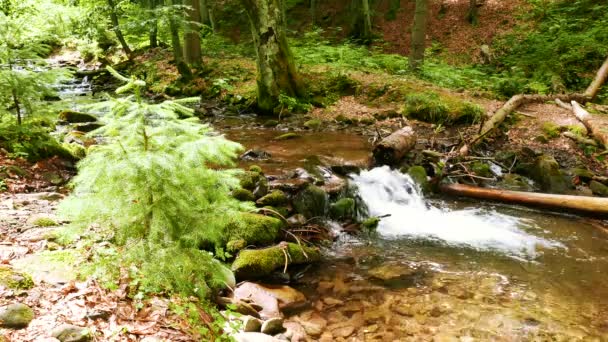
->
[0, 303, 34, 329]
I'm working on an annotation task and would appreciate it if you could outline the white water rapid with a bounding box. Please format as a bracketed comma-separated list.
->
[350, 167, 562, 259]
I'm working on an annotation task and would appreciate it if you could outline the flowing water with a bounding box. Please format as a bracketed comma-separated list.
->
[290, 167, 608, 340]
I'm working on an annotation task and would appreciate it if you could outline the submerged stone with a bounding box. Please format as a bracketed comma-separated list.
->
[234, 282, 308, 318]
[274, 133, 300, 141]
[261, 317, 285, 335]
[0, 303, 34, 329]
[293, 185, 328, 219]
[232, 243, 321, 279]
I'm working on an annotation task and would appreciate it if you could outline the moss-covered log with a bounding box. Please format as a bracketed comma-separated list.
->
[232, 242, 321, 279]
[373, 126, 416, 165]
[239, 0, 303, 115]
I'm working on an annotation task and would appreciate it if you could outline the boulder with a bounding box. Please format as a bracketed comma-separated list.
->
[530, 155, 569, 194]
[0, 303, 34, 329]
[293, 185, 328, 219]
[58, 110, 97, 123]
[256, 190, 288, 207]
[51, 324, 92, 342]
[261, 317, 284, 335]
[232, 243, 321, 279]
[329, 198, 355, 220]
[233, 188, 256, 202]
[234, 282, 308, 319]
[225, 213, 285, 247]
[590, 180, 608, 197]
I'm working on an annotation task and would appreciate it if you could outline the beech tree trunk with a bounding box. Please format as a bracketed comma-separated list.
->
[240, 0, 303, 115]
[584, 56, 608, 100]
[373, 126, 416, 165]
[200, 0, 215, 31]
[350, 0, 373, 43]
[409, 0, 428, 70]
[571, 101, 607, 148]
[440, 183, 608, 217]
[107, 0, 132, 58]
[184, 0, 202, 65]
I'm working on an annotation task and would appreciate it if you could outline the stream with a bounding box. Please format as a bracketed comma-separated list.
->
[54, 75, 608, 340]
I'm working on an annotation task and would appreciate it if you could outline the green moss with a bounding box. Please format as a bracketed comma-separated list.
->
[58, 110, 97, 123]
[531, 155, 568, 194]
[256, 190, 288, 207]
[0, 266, 34, 290]
[239, 171, 261, 191]
[570, 168, 594, 182]
[542, 122, 561, 138]
[329, 198, 355, 220]
[249, 165, 263, 174]
[406, 166, 430, 194]
[225, 213, 285, 247]
[567, 125, 586, 137]
[232, 188, 255, 202]
[32, 217, 58, 227]
[335, 114, 353, 124]
[403, 92, 482, 125]
[590, 180, 608, 197]
[293, 184, 328, 219]
[274, 133, 300, 140]
[262, 206, 289, 219]
[231, 243, 321, 279]
[226, 239, 248, 253]
[361, 217, 380, 232]
[304, 119, 322, 130]
[471, 162, 493, 178]
[62, 142, 86, 160]
[263, 120, 279, 127]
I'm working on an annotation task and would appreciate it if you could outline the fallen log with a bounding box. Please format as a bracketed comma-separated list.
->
[571, 101, 607, 148]
[373, 126, 416, 165]
[585, 56, 608, 100]
[562, 131, 597, 147]
[439, 183, 608, 217]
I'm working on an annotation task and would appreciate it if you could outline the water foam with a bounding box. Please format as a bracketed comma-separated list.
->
[350, 166, 561, 258]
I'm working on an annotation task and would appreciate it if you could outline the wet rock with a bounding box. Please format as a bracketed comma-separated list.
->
[283, 321, 307, 342]
[0, 303, 34, 329]
[298, 313, 327, 337]
[51, 324, 92, 342]
[233, 189, 256, 202]
[293, 185, 328, 219]
[406, 166, 430, 193]
[286, 214, 307, 227]
[253, 177, 269, 199]
[304, 119, 322, 130]
[0, 266, 34, 290]
[499, 174, 534, 191]
[330, 164, 361, 176]
[274, 133, 300, 141]
[73, 122, 103, 133]
[226, 213, 284, 248]
[233, 282, 308, 319]
[329, 198, 355, 220]
[531, 155, 568, 193]
[241, 150, 272, 161]
[256, 190, 288, 207]
[263, 120, 279, 128]
[58, 110, 97, 123]
[368, 262, 418, 284]
[590, 180, 608, 197]
[261, 317, 284, 335]
[243, 316, 263, 332]
[234, 332, 281, 342]
[361, 217, 380, 232]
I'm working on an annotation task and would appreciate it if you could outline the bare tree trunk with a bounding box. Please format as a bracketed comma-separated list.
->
[584, 56, 608, 100]
[440, 183, 608, 217]
[571, 101, 607, 148]
[239, 0, 303, 115]
[107, 0, 132, 58]
[184, 0, 202, 65]
[466, 0, 478, 25]
[149, 0, 158, 48]
[409, 0, 428, 70]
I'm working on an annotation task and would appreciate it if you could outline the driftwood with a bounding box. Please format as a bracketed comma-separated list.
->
[460, 93, 589, 154]
[373, 126, 416, 165]
[571, 101, 607, 148]
[439, 183, 608, 217]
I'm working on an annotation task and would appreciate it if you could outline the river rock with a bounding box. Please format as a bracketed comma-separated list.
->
[58, 110, 97, 123]
[226, 213, 284, 248]
[329, 198, 355, 220]
[0, 303, 34, 329]
[590, 180, 608, 196]
[243, 316, 263, 332]
[241, 149, 272, 161]
[256, 190, 288, 207]
[531, 155, 568, 193]
[232, 243, 320, 280]
[261, 317, 284, 335]
[406, 165, 430, 194]
[233, 282, 308, 319]
[298, 313, 327, 337]
[293, 185, 327, 219]
[51, 324, 92, 342]
[283, 321, 307, 342]
[286, 214, 307, 227]
[234, 332, 281, 342]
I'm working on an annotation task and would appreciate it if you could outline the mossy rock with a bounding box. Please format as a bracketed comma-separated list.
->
[233, 188, 255, 202]
[499, 174, 534, 191]
[225, 213, 285, 247]
[262, 206, 289, 219]
[32, 217, 58, 227]
[0, 266, 34, 290]
[226, 239, 248, 253]
[0, 303, 34, 329]
[361, 217, 380, 232]
[253, 176, 269, 199]
[570, 168, 595, 183]
[590, 180, 608, 197]
[335, 114, 353, 124]
[402, 92, 482, 125]
[406, 166, 430, 194]
[249, 165, 263, 174]
[256, 190, 288, 207]
[51, 324, 92, 342]
[274, 133, 300, 141]
[329, 198, 355, 220]
[263, 120, 279, 127]
[531, 155, 568, 194]
[541, 122, 561, 139]
[62, 143, 86, 160]
[293, 185, 328, 219]
[58, 110, 97, 123]
[231, 243, 321, 279]
[303, 119, 322, 130]
[239, 171, 261, 191]
[470, 162, 493, 178]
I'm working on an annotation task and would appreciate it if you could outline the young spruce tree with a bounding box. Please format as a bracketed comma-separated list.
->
[60, 67, 251, 297]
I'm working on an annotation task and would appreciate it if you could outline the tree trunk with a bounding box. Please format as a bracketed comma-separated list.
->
[310, 0, 316, 26]
[466, 0, 478, 25]
[409, 0, 428, 70]
[200, 0, 215, 31]
[571, 101, 607, 148]
[386, 0, 400, 20]
[184, 0, 202, 65]
[12, 88, 21, 125]
[107, 0, 132, 58]
[440, 183, 608, 217]
[460, 93, 589, 154]
[350, 0, 373, 43]
[149, 0, 158, 48]
[373, 126, 416, 165]
[584, 56, 608, 100]
[239, 0, 303, 115]
[168, 0, 192, 78]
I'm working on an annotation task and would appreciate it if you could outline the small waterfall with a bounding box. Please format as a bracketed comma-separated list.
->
[350, 166, 562, 258]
